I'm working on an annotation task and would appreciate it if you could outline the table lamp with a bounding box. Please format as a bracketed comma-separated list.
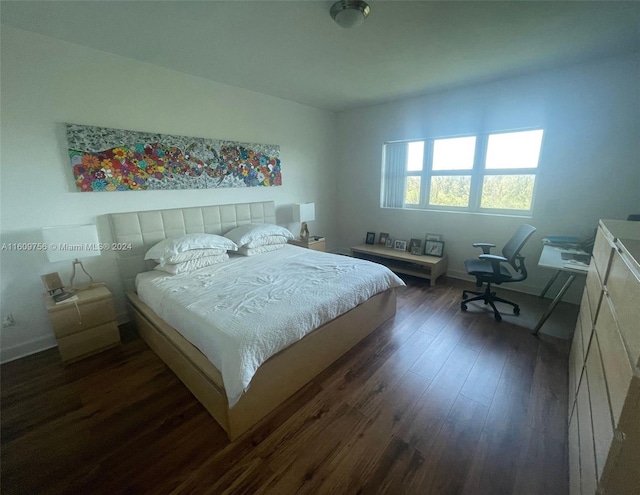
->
[293, 203, 315, 241]
[42, 224, 101, 290]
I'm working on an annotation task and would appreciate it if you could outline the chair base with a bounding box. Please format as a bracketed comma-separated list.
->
[461, 285, 520, 321]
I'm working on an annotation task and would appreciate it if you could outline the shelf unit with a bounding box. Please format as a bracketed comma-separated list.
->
[351, 244, 448, 285]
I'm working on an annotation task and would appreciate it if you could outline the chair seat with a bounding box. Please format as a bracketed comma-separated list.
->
[464, 258, 513, 282]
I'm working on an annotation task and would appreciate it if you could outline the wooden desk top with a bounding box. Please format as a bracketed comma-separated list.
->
[351, 244, 446, 265]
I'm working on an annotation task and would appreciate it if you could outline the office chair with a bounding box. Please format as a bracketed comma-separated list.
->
[461, 224, 537, 321]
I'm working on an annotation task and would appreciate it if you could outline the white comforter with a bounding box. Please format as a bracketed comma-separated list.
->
[135, 245, 404, 407]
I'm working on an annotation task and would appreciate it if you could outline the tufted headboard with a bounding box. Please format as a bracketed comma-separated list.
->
[109, 201, 276, 292]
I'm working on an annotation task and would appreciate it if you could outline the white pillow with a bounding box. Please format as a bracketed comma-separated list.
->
[224, 223, 294, 248]
[145, 234, 237, 264]
[245, 235, 290, 249]
[160, 248, 228, 266]
[154, 253, 229, 275]
[236, 243, 287, 256]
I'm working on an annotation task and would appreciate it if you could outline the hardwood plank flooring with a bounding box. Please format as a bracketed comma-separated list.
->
[1, 277, 571, 495]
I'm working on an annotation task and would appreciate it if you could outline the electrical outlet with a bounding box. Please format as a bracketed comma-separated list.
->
[2, 314, 15, 328]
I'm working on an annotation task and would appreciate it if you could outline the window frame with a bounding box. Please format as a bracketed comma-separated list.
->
[395, 128, 543, 216]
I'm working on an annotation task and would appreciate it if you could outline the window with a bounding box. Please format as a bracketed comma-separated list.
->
[382, 129, 544, 215]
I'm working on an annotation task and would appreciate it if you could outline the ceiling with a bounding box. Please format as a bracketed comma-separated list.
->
[1, 1, 639, 112]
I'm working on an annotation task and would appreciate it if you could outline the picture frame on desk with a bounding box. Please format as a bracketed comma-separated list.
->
[425, 233, 443, 242]
[394, 240, 407, 251]
[365, 232, 376, 245]
[409, 238, 422, 256]
[385, 237, 393, 248]
[378, 232, 389, 246]
[425, 240, 444, 257]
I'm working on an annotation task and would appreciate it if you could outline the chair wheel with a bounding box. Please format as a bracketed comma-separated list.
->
[494, 313, 502, 322]
[514, 306, 520, 316]
[461, 303, 467, 312]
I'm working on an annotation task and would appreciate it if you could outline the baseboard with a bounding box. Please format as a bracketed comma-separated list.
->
[0, 335, 57, 364]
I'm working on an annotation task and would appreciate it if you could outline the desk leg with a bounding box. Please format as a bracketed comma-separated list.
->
[540, 270, 562, 299]
[533, 274, 576, 336]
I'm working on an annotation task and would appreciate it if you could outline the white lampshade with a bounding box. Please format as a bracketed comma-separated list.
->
[42, 224, 101, 262]
[293, 203, 315, 223]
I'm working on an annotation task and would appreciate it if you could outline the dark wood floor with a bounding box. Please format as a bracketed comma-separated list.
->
[1, 277, 570, 495]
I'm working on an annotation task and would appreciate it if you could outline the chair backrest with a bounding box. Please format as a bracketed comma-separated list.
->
[502, 224, 537, 271]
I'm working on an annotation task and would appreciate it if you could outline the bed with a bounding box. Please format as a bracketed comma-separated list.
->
[109, 201, 402, 440]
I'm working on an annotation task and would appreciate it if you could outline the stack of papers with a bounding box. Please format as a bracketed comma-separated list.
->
[563, 261, 589, 272]
[543, 236, 583, 249]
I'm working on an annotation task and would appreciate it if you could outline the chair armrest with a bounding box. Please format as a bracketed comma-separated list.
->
[479, 254, 508, 277]
[473, 242, 496, 254]
[479, 254, 507, 262]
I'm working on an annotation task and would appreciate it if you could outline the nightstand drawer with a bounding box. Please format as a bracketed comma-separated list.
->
[50, 297, 117, 338]
[57, 321, 120, 362]
[308, 240, 326, 252]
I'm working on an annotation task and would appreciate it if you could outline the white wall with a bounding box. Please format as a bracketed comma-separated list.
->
[335, 53, 640, 300]
[0, 26, 338, 362]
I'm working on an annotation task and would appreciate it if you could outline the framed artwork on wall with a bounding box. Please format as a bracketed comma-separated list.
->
[65, 124, 282, 191]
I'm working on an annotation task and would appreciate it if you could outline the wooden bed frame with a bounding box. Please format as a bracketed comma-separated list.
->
[109, 201, 397, 440]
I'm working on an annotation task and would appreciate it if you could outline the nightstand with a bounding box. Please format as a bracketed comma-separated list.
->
[44, 285, 121, 363]
[288, 236, 326, 252]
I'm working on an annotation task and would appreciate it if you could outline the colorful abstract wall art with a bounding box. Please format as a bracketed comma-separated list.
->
[65, 124, 281, 191]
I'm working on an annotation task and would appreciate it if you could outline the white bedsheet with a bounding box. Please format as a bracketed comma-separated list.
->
[135, 245, 404, 407]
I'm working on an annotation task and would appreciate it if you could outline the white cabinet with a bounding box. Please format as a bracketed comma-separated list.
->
[568, 219, 640, 495]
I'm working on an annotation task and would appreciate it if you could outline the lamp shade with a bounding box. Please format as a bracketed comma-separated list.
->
[293, 203, 315, 223]
[42, 224, 101, 263]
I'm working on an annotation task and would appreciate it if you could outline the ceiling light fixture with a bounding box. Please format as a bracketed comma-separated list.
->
[330, 0, 370, 29]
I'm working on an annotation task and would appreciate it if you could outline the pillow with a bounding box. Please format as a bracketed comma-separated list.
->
[245, 235, 290, 249]
[145, 234, 237, 264]
[236, 243, 287, 256]
[160, 248, 228, 266]
[154, 253, 229, 275]
[224, 223, 294, 248]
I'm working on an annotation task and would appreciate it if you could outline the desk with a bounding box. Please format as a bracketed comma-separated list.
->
[351, 244, 448, 285]
[533, 245, 590, 335]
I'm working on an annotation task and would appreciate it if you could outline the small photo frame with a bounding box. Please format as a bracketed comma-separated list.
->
[385, 237, 394, 248]
[425, 233, 443, 242]
[379, 232, 389, 245]
[425, 240, 445, 257]
[394, 239, 407, 251]
[365, 232, 376, 245]
[409, 238, 422, 255]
